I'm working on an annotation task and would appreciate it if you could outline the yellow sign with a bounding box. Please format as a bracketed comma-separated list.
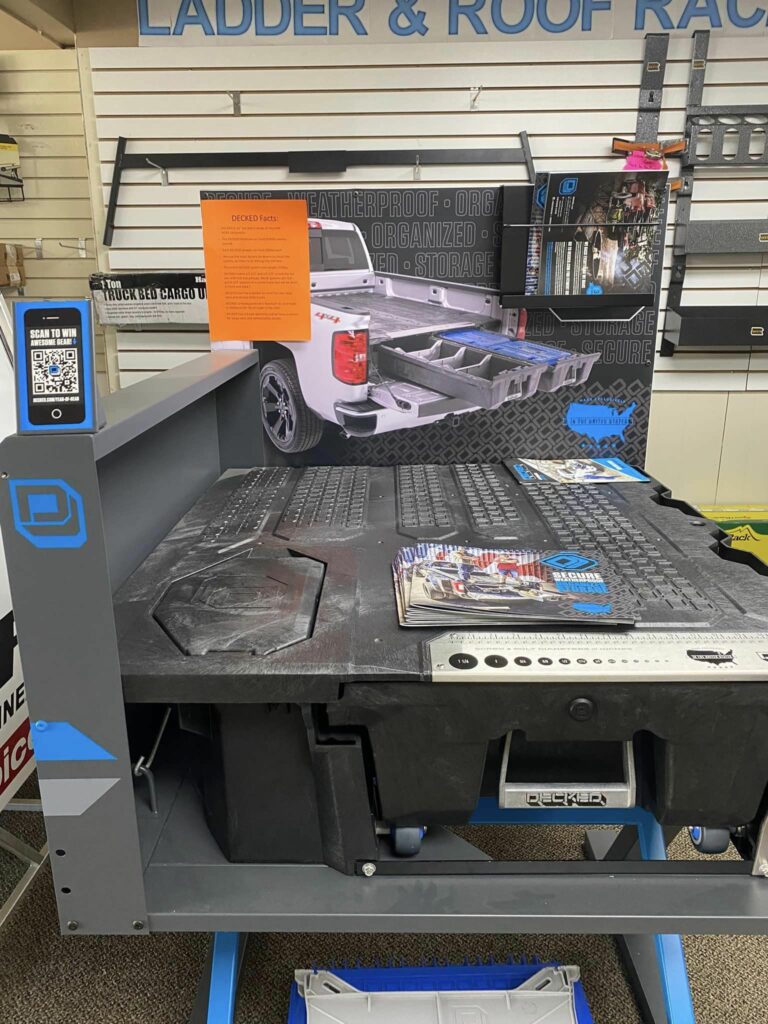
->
[0, 137, 20, 168]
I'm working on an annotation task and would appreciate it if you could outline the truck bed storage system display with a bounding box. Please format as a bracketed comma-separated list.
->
[4, 355, 768, 1023]
[4, 354, 768, 903]
[662, 31, 768, 353]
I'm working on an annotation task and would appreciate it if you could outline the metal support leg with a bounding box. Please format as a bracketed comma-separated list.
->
[0, 823, 49, 930]
[188, 933, 248, 1024]
[0, 824, 46, 865]
[471, 802, 696, 1024]
[587, 816, 696, 1024]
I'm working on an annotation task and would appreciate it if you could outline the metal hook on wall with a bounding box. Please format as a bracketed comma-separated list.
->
[20, 239, 43, 260]
[227, 91, 242, 116]
[59, 239, 87, 259]
[470, 85, 483, 110]
[145, 158, 169, 187]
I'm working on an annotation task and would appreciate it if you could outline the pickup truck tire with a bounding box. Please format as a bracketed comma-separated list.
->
[260, 358, 325, 453]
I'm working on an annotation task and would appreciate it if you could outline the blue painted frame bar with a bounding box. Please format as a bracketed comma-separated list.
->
[206, 932, 241, 1024]
[470, 798, 696, 1024]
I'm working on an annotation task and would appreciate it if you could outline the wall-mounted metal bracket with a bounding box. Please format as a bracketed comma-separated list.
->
[636, 33, 670, 143]
[102, 137, 534, 246]
[59, 239, 87, 259]
[663, 30, 768, 354]
[226, 91, 241, 117]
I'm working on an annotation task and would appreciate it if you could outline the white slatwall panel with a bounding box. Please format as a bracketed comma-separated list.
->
[84, 39, 768, 501]
[0, 50, 106, 390]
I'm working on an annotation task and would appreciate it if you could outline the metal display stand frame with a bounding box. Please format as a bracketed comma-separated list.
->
[0, 301, 45, 929]
[2, 354, 768, 1024]
[662, 31, 768, 353]
[0, 798, 48, 930]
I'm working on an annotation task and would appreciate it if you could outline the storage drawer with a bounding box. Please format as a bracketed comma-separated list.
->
[437, 329, 601, 392]
[377, 337, 546, 410]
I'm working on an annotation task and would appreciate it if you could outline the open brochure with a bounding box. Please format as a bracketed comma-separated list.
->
[393, 545, 635, 627]
[509, 458, 649, 485]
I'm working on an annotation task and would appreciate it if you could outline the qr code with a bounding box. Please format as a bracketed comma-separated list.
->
[32, 348, 79, 396]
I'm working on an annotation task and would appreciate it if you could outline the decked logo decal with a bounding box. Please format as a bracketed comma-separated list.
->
[542, 552, 598, 572]
[526, 791, 608, 808]
[9, 479, 87, 549]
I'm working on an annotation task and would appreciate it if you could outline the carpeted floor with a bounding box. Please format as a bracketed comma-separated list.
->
[0, 805, 766, 1024]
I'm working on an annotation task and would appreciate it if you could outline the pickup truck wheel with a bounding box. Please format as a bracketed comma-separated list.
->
[260, 359, 325, 453]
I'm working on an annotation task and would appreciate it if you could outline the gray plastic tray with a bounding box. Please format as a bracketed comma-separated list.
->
[377, 338, 546, 410]
[433, 329, 601, 393]
[296, 966, 583, 1024]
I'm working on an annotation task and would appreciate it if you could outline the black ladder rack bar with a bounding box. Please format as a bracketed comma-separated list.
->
[103, 136, 533, 247]
[661, 306, 768, 354]
[682, 220, 768, 255]
[636, 32, 670, 143]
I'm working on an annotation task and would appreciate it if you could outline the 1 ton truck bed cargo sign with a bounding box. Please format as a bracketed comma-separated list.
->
[139, 0, 768, 43]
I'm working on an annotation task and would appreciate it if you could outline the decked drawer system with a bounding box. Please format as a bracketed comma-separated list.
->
[377, 329, 600, 410]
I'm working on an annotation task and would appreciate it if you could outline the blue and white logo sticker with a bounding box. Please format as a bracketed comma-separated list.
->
[9, 479, 87, 549]
[542, 552, 598, 572]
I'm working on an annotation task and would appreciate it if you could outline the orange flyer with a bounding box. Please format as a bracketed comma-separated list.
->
[201, 198, 311, 342]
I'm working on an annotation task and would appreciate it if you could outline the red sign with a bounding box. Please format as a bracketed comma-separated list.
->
[0, 717, 33, 802]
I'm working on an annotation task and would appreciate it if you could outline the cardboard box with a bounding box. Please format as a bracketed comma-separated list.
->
[700, 505, 768, 566]
[0, 243, 25, 288]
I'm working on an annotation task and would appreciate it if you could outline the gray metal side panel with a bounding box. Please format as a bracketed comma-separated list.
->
[98, 394, 222, 592]
[94, 351, 259, 460]
[143, 862, 768, 935]
[215, 360, 265, 471]
[0, 434, 147, 934]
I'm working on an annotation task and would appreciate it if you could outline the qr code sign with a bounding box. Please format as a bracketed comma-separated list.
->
[32, 348, 79, 396]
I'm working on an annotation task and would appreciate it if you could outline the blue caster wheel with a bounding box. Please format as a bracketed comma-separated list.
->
[392, 826, 425, 857]
[689, 826, 730, 855]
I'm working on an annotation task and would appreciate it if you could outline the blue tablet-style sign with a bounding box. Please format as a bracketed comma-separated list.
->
[9, 479, 87, 549]
[14, 300, 95, 433]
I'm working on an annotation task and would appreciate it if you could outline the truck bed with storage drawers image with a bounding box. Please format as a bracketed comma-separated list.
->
[259, 219, 601, 453]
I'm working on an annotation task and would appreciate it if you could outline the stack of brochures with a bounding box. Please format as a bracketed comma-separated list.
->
[393, 544, 634, 628]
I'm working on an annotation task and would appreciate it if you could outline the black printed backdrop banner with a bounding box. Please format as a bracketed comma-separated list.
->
[201, 188, 662, 468]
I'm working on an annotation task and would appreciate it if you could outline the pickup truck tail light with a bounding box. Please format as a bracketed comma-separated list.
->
[332, 330, 368, 385]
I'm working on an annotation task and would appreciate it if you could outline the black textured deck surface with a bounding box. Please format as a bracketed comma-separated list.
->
[114, 464, 768, 702]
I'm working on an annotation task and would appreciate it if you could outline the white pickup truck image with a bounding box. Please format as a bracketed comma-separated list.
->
[258, 219, 600, 453]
